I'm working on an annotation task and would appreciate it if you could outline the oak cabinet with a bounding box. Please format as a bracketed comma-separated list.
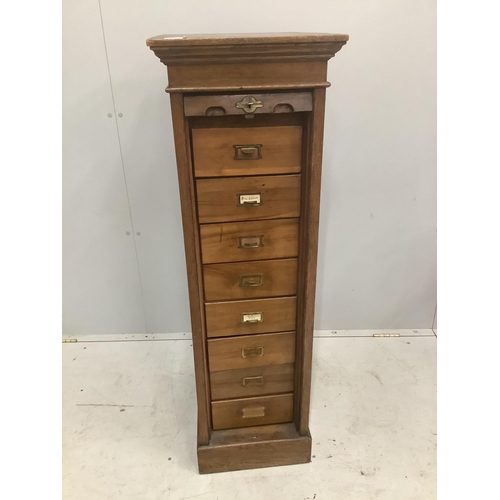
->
[147, 32, 348, 474]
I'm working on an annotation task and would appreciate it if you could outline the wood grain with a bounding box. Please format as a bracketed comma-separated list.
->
[169, 93, 211, 445]
[207, 421, 303, 445]
[191, 112, 305, 130]
[208, 331, 295, 372]
[294, 88, 326, 435]
[200, 218, 299, 264]
[210, 363, 294, 400]
[184, 92, 312, 117]
[205, 296, 297, 338]
[168, 83, 330, 93]
[198, 422, 311, 473]
[147, 32, 350, 46]
[211, 393, 293, 430]
[167, 62, 328, 90]
[196, 174, 301, 224]
[192, 126, 302, 177]
[203, 258, 297, 301]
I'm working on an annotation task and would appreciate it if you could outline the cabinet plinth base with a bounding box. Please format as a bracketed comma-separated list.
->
[197, 422, 311, 474]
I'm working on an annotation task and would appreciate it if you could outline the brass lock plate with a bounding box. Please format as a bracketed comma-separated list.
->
[235, 96, 264, 113]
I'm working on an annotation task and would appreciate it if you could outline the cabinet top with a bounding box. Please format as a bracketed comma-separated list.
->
[147, 32, 349, 92]
[146, 32, 349, 47]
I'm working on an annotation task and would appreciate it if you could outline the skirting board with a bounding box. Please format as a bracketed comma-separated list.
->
[62, 329, 435, 342]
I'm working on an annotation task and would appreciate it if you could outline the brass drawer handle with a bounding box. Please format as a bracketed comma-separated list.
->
[241, 346, 264, 358]
[239, 274, 263, 287]
[237, 193, 262, 206]
[233, 144, 262, 160]
[238, 235, 264, 249]
[242, 375, 264, 386]
[242, 406, 266, 418]
[241, 312, 264, 324]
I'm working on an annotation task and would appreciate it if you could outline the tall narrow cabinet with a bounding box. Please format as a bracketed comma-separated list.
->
[146, 33, 348, 474]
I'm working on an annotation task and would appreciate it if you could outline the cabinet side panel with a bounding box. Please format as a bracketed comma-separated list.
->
[169, 93, 211, 445]
[295, 88, 326, 435]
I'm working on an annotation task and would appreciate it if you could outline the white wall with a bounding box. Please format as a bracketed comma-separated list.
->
[63, 0, 436, 335]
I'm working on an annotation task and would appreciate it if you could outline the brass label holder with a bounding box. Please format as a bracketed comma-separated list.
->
[242, 375, 264, 386]
[239, 274, 264, 287]
[241, 312, 264, 323]
[241, 346, 264, 358]
[237, 193, 262, 206]
[238, 235, 264, 249]
[233, 144, 262, 160]
[242, 406, 266, 418]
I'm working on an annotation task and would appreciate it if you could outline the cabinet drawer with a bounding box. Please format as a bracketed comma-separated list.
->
[212, 393, 294, 430]
[208, 331, 295, 372]
[206, 296, 297, 338]
[192, 126, 302, 178]
[210, 363, 294, 400]
[200, 218, 299, 264]
[196, 174, 301, 224]
[203, 258, 297, 302]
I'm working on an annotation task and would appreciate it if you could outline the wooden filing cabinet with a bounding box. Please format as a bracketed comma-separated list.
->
[146, 32, 348, 474]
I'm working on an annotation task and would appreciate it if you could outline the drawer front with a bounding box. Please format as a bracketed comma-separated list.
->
[206, 296, 297, 338]
[208, 331, 295, 372]
[203, 258, 297, 302]
[192, 126, 302, 178]
[196, 174, 301, 224]
[212, 393, 294, 430]
[210, 363, 295, 400]
[200, 218, 299, 264]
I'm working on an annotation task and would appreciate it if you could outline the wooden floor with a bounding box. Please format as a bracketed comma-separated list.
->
[62, 332, 436, 500]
